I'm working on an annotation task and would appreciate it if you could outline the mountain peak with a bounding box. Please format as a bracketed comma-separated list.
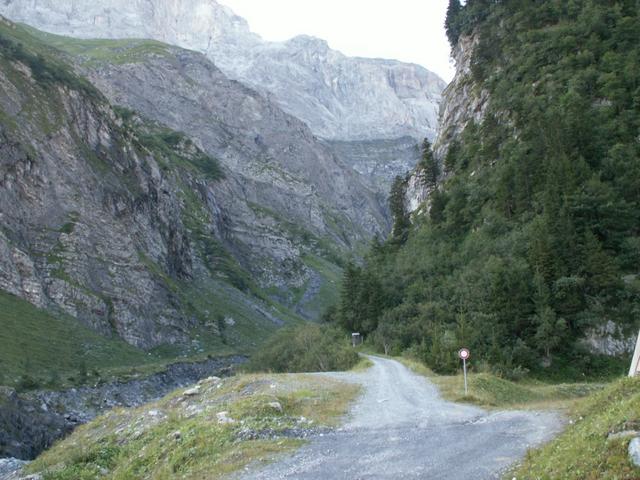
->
[286, 35, 330, 51]
[0, 0, 445, 141]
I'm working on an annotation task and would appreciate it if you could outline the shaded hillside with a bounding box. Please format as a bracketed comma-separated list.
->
[22, 26, 390, 310]
[0, 17, 303, 371]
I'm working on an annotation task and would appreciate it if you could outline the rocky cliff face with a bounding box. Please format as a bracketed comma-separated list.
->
[0, 17, 390, 352]
[326, 137, 420, 193]
[404, 32, 488, 214]
[432, 34, 489, 161]
[0, 55, 193, 348]
[56, 35, 389, 287]
[0, 19, 309, 349]
[0, 0, 446, 144]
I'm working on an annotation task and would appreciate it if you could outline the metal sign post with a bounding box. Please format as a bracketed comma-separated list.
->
[458, 348, 470, 396]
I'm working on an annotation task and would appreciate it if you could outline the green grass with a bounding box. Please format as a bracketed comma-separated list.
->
[26, 373, 360, 479]
[351, 356, 374, 372]
[509, 377, 640, 480]
[0, 290, 160, 390]
[297, 253, 343, 320]
[0, 20, 103, 101]
[175, 277, 302, 353]
[397, 356, 604, 410]
[21, 25, 173, 66]
[0, 282, 283, 391]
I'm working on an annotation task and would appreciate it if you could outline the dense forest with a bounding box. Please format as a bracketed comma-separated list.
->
[326, 0, 640, 378]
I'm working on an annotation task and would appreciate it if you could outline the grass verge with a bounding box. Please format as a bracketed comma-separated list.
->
[351, 356, 374, 372]
[397, 356, 605, 410]
[509, 377, 640, 479]
[26, 373, 360, 479]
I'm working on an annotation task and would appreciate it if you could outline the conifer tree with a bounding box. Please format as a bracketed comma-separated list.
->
[389, 176, 410, 243]
[445, 0, 463, 45]
[420, 139, 440, 189]
[532, 271, 566, 361]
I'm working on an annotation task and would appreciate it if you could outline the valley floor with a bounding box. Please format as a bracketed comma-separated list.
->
[237, 356, 564, 479]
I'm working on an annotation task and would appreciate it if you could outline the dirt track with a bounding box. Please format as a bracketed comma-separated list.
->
[239, 355, 565, 479]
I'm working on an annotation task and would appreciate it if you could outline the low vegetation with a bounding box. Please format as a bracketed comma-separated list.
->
[398, 356, 604, 410]
[246, 324, 359, 373]
[510, 377, 640, 480]
[0, 290, 170, 391]
[0, 20, 102, 100]
[25, 373, 359, 480]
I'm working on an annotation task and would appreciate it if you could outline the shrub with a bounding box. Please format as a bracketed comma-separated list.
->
[247, 324, 358, 373]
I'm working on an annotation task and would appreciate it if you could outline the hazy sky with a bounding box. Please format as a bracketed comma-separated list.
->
[219, 0, 455, 82]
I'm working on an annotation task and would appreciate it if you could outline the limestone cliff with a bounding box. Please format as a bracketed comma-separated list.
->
[405, 32, 489, 214]
[0, 19, 317, 348]
[54, 36, 389, 287]
[0, 0, 446, 143]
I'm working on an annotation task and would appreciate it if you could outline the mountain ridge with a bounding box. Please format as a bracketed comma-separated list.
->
[0, 0, 446, 142]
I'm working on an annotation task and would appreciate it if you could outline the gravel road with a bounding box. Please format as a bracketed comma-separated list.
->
[239, 355, 565, 479]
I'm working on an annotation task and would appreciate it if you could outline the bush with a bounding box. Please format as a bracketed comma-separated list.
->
[247, 324, 359, 373]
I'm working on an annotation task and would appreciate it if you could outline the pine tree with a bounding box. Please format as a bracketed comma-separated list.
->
[429, 189, 447, 224]
[532, 271, 566, 361]
[420, 139, 440, 189]
[445, 0, 463, 45]
[534, 306, 567, 361]
[338, 262, 362, 332]
[389, 176, 410, 243]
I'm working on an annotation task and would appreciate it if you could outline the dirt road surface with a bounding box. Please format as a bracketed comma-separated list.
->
[239, 355, 564, 479]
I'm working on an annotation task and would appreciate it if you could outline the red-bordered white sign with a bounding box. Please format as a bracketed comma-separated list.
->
[458, 348, 470, 360]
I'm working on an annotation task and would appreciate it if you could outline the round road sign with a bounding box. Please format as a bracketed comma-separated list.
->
[458, 348, 470, 360]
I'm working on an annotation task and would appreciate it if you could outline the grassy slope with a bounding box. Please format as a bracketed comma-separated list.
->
[511, 377, 640, 480]
[397, 356, 604, 410]
[26, 373, 360, 480]
[298, 254, 343, 319]
[20, 25, 172, 66]
[0, 290, 178, 389]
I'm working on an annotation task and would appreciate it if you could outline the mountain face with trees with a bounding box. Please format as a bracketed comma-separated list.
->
[329, 0, 640, 378]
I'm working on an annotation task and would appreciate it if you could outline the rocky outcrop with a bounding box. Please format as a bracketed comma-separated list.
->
[405, 32, 489, 215]
[629, 437, 640, 467]
[0, 356, 244, 460]
[433, 33, 489, 161]
[403, 169, 434, 216]
[0, 386, 71, 462]
[66, 40, 389, 285]
[0, 0, 445, 143]
[581, 321, 636, 356]
[327, 137, 420, 192]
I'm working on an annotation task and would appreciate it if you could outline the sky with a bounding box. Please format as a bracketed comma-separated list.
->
[218, 0, 455, 82]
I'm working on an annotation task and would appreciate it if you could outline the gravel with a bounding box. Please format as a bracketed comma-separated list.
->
[238, 355, 565, 479]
